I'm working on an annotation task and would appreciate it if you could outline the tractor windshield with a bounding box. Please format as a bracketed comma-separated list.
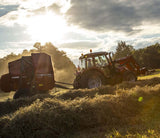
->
[80, 58, 86, 69]
[79, 52, 112, 70]
[94, 55, 108, 67]
[87, 57, 94, 68]
[80, 57, 94, 69]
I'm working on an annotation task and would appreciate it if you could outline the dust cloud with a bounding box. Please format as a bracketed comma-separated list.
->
[0, 42, 76, 83]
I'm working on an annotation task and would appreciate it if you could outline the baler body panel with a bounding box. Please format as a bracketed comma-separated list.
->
[0, 53, 55, 92]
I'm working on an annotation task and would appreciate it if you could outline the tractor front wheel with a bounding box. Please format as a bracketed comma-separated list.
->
[123, 72, 137, 82]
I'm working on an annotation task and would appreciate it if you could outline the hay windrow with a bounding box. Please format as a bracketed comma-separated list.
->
[1, 78, 160, 137]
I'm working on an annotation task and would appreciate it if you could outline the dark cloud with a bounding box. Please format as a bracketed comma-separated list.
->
[65, 0, 160, 33]
[137, 0, 160, 23]
[0, 5, 19, 17]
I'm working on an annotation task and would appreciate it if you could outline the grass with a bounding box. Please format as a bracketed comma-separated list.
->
[0, 71, 160, 137]
[138, 69, 160, 80]
[0, 92, 14, 102]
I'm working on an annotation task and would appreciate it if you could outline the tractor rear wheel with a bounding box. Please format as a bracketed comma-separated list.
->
[79, 70, 106, 89]
[87, 74, 102, 89]
[123, 72, 137, 82]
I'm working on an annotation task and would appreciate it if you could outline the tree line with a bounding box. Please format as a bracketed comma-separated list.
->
[114, 41, 160, 69]
[0, 41, 159, 79]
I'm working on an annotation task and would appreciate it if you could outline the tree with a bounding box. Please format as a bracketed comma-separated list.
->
[114, 41, 134, 59]
[133, 43, 160, 68]
[33, 42, 43, 52]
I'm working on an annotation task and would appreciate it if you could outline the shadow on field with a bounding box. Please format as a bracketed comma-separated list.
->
[0, 94, 54, 117]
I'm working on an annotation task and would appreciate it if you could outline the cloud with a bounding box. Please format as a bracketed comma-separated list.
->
[0, 24, 31, 44]
[59, 40, 101, 49]
[0, 1, 69, 27]
[0, 5, 19, 17]
[65, 0, 160, 33]
[31, 6, 46, 15]
[31, 3, 61, 16]
[0, 0, 19, 5]
[128, 37, 160, 49]
[0, 41, 34, 58]
[48, 3, 61, 15]
[0, 0, 160, 63]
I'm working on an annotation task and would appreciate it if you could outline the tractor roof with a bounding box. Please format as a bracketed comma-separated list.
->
[79, 51, 108, 59]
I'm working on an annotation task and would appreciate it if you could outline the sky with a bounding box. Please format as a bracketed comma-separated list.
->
[0, 0, 160, 65]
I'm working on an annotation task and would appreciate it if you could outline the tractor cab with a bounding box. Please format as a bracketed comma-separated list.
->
[79, 51, 114, 70]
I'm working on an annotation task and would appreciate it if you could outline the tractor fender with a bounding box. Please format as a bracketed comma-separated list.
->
[123, 71, 137, 82]
[82, 67, 106, 78]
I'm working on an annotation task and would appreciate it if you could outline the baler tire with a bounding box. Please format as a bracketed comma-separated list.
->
[13, 88, 31, 99]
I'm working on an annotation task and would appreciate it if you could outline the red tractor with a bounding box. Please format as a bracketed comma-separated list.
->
[73, 51, 146, 89]
[0, 53, 55, 99]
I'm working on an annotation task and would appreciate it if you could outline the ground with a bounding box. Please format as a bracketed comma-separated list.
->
[138, 69, 160, 80]
[0, 70, 160, 137]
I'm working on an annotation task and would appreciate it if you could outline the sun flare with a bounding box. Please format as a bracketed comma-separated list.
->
[26, 12, 68, 43]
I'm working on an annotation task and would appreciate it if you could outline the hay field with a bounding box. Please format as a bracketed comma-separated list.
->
[138, 69, 160, 80]
[0, 76, 160, 137]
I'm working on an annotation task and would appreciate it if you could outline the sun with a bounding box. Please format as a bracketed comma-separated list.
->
[26, 12, 68, 43]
